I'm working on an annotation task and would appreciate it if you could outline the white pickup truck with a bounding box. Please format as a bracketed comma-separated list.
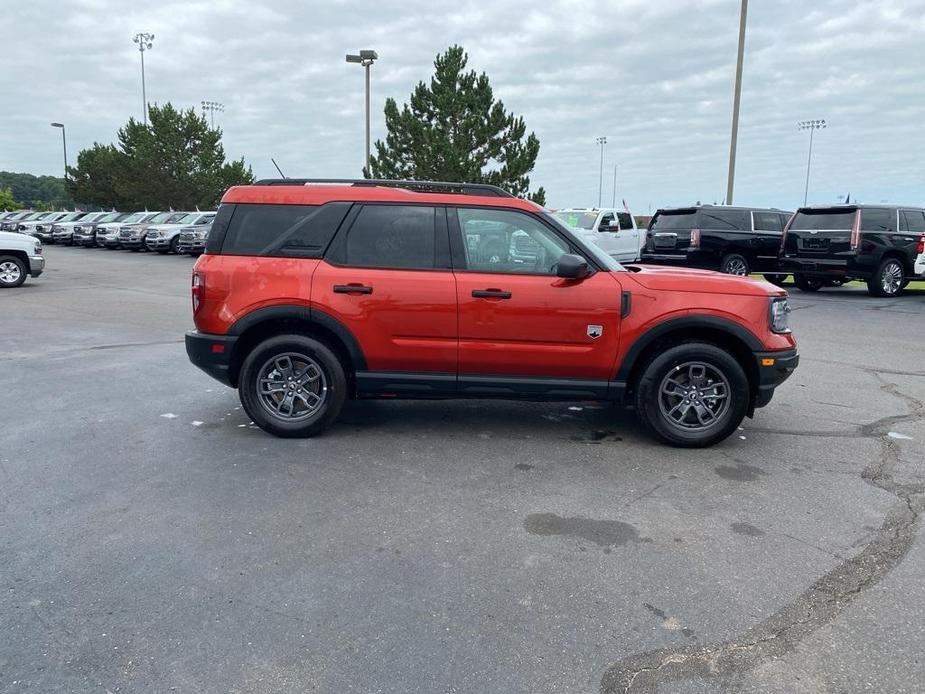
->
[551, 207, 644, 262]
[0, 230, 45, 288]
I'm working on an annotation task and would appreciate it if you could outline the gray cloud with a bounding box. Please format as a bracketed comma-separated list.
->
[2, 0, 923, 211]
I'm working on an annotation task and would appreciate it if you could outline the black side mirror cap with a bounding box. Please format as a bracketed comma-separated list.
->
[556, 253, 591, 279]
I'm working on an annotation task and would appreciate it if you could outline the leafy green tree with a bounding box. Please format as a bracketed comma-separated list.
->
[0, 172, 72, 208]
[0, 187, 19, 211]
[368, 45, 545, 202]
[67, 103, 254, 210]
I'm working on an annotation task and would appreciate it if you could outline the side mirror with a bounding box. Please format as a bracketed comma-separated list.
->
[556, 253, 591, 279]
[599, 220, 619, 232]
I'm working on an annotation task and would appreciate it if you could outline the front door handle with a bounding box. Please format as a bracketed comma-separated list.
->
[472, 289, 512, 299]
[333, 284, 373, 295]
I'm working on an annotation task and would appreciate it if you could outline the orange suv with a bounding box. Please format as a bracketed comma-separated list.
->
[186, 179, 798, 447]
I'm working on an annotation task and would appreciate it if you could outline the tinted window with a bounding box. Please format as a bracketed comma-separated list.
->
[753, 212, 782, 232]
[650, 210, 697, 231]
[616, 212, 634, 230]
[861, 208, 896, 232]
[343, 205, 436, 269]
[221, 203, 349, 257]
[779, 213, 792, 229]
[457, 207, 569, 275]
[700, 208, 750, 230]
[791, 210, 856, 230]
[900, 210, 925, 233]
[598, 213, 615, 230]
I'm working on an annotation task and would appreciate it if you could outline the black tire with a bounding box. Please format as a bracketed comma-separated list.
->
[156, 249, 169, 255]
[763, 274, 788, 287]
[794, 273, 825, 292]
[634, 342, 749, 448]
[0, 255, 27, 288]
[720, 253, 750, 276]
[867, 258, 905, 297]
[239, 334, 348, 438]
[169, 236, 180, 254]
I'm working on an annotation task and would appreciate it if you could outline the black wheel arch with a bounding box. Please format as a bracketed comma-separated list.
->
[226, 305, 366, 389]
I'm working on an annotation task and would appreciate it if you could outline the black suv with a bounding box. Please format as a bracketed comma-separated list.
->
[780, 204, 925, 296]
[641, 205, 792, 280]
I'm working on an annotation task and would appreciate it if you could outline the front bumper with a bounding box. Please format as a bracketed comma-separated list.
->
[186, 331, 238, 387]
[752, 349, 799, 409]
[120, 237, 145, 249]
[177, 239, 206, 254]
[146, 237, 172, 250]
[28, 255, 45, 277]
[99, 236, 122, 248]
[73, 234, 96, 246]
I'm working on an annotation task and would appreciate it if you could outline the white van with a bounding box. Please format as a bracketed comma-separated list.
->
[551, 207, 643, 262]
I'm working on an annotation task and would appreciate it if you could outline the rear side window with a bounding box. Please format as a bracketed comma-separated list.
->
[861, 208, 896, 232]
[342, 205, 437, 269]
[699, 208, 750, 230]
[219, 203, 349, 257]
[791, 210, 856, 230]
[900, 210, 925, 233]
[753, 212, 782, 232]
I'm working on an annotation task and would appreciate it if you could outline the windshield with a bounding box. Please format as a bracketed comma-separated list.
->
[56, 212, 80, 222]
[790, 209, 856, 230]
[552, 210, 598, 230]
[96, 212, 124, 223]
[542, 212, 623, 272]
[178, 212, 203, 224]
[651, 210, 698, 231]
[150, 212, 181, 223]
[121, 212, 148, 224]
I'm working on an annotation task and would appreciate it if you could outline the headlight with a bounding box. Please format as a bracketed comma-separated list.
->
[769, 297, 791, 333]
[34, 241, 42, 255]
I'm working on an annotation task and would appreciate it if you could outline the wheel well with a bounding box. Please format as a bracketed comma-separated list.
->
[228, 317, 356, 391]
[625, 327, 758, 399]
[879, 250, 913, 274]
[2, 249, 28, 267]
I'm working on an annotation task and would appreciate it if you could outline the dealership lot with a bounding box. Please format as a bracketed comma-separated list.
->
[2, 247, 924, 692]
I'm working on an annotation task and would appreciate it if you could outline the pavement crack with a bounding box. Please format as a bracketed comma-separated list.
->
[600, 370, 925, 693]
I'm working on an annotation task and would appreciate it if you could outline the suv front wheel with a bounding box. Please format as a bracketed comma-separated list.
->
[867, 258, 905, 298]
[239, 334, 347, 438]
[634, 342, 749, 447]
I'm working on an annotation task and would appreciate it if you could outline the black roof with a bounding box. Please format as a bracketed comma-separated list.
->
[655, 204, 793, 214]
[797, 203, 925, 211]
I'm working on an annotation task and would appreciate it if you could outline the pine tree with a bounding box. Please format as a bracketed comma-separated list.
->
[368, 46, 544, 202]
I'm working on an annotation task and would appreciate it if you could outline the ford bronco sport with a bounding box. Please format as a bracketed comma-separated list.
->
[186, 179, 798, 447]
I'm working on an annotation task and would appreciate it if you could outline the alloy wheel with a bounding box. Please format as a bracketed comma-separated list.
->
[256, 352, 328, 421]
[0, 261, 22, 285]
[723, 258, 748, 276]
[658, 361, 731, 432]
[881, 261, 903, 296]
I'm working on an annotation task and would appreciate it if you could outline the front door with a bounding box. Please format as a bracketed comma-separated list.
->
[313, 204, 458, 385]
[450, 206, 623, 388]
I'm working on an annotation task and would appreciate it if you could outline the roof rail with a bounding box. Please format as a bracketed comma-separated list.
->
[251, 178, 515, 198]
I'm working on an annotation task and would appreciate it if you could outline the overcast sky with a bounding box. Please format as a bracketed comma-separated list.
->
[2, 0, 924, 211]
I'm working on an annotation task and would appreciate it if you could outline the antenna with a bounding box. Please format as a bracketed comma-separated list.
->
[271, 158, 287, 178]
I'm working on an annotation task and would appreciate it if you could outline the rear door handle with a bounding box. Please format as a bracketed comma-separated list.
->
[333, 284, 373, 295]
[472, 289, 512, 299]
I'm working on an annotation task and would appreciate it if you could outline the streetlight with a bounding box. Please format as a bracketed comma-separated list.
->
[725, 0, 748, 206]
[346, 49, 378, 175]
[596, 136, 607, 207]
[50, 122, 67, 181]
[201, 101, 225, 128]
[133, 32, 155, 125]
[798, 119, 826, 205]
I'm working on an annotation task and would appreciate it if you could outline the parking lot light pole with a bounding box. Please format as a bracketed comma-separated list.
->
[201, 101, 225, 128]
[50, 122, 67, 181]
[596, 136, 607, 207]
[346, 50, 378, 175]
[798, 119, 826, 205]
[133, 32, 155, 126]
[725, 0, 748, 206]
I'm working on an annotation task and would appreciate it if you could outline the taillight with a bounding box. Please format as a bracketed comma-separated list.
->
[917, 235, 924, 255]
[849, 210, 861, 251]
[689, 228, 701, 249]
[192, 272, 204, 314]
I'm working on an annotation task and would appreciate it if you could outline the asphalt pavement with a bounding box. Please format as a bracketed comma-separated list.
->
[2, 245, 924, 693]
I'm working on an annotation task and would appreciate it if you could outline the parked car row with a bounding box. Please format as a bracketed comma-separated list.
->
[0, 209, 215, 256]
[639, 203, 925, 297]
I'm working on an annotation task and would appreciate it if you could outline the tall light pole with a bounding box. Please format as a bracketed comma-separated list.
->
[611, 163, 618, 208]
[346, 49, 378, 175]
[596, 136, 607, 207]
[50, 123, 67, 181]
[201, 101, 225, 128]
[798, 119, 826, 205]
[725, 0, 748, 206]
[133, 32, 155, 125]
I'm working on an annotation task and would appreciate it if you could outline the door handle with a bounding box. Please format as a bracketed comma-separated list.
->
[333, 284, 373, 295]
[472, 289, 512, 299]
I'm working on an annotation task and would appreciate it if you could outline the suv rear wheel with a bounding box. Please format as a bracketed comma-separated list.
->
[0, 255, 26, 288]
[239, 334, 347, 438]
[720, 253, 749, 276]
[794, 274, 825, 292]
[634, 342, 749, 447]
[867, 258, 905, 297]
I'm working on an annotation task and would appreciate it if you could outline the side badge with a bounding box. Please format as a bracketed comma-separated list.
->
[587, 325, 603, 339]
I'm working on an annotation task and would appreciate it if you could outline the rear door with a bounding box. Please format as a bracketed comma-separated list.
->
[450, 206, 622, 391]
[313, 204, 458, 379]
[751, 210, 784, 271]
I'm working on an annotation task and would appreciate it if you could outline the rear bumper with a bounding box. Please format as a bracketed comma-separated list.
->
[780, 257, 850, 278]
[753, 349, 799, 409]
[186, 330, 237, 387]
